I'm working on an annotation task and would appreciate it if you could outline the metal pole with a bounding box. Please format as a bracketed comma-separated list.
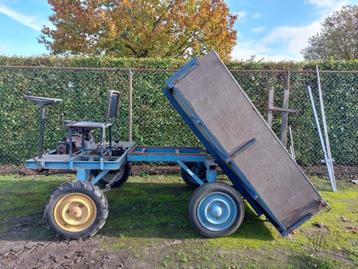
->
[289, 125, 295, 160]
[128, 69, 133, 142]
[316, 66, 336, 191]
[307, 86, 336, 192]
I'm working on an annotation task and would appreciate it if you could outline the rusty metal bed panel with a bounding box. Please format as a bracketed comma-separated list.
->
[165, 51, 324, 232]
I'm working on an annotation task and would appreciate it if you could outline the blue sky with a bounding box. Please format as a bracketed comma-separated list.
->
[0, 0, 357, 61]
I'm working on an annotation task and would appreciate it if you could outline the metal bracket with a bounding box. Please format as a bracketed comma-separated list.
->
[321, 158, 335, 164]
[268, 106, 298, 114]
[227, 138, 256, 161]
[91, 170, 110, 185]
[204, 159, 217, 182]
[177, 160, 205, 185]
[193, 118, 202, 126]
[224, 138, 256, 164]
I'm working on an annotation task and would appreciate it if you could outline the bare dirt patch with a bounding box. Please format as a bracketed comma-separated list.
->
[0, 238, 137, 269]
[0, 213, 149, 269]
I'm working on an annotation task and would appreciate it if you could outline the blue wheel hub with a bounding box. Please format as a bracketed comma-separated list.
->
[197, 192, 237, 231]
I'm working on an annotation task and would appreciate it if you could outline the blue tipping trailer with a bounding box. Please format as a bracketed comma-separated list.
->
[24, 51, 326, 239]
[163, 51, 326, 236]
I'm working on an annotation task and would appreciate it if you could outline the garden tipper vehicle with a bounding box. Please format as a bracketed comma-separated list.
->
[25, 51, 327, 240]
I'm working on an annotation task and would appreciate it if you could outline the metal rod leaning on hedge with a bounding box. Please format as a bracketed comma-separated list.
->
[316, 66, 337, 192]
[128, 68, 133, 142]
[289, 125, 295, 160]
[307, 85, 336, 192]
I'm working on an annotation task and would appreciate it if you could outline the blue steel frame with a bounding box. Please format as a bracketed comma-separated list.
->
[164, 57, 300, 236]
[25, 145, 217, 186]
[127, 146, 217, 185]
[25, 146, 130, 184]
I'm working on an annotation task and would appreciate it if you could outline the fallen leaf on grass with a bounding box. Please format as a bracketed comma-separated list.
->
[345, 225, 358, 234]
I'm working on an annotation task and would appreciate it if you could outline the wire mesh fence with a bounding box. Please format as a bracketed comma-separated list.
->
[0, 66, 357, 177]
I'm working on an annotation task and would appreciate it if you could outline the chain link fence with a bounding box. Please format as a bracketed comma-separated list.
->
[0, 66, 357, 177]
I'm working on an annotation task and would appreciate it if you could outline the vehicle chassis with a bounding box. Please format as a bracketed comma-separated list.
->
[26, 143, 218, 186]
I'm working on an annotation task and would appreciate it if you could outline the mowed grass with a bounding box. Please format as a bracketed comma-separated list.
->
[0, 172, 357, 268]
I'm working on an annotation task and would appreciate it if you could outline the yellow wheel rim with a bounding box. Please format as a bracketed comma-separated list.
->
[53, 193, 97, 232]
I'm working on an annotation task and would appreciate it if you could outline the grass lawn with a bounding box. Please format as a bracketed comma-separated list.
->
[0, 172, 357, 268]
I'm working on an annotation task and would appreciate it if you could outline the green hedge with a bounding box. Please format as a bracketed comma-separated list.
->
[1, 55, 357, 70]
[0, 56, 357, 166]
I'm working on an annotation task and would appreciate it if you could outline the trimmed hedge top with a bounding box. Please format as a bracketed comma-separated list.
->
[1, 55, 358, 71]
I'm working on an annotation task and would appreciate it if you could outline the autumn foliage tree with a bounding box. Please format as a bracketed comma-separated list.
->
[40, 0, 237, 60]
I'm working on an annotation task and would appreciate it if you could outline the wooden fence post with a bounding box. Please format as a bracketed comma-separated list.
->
[267, 87, 274, 128]
[280, 70, 291, 146]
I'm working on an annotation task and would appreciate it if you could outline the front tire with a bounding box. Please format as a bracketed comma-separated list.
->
[189, 183, 245, 238]
[44, 181, 108, 240]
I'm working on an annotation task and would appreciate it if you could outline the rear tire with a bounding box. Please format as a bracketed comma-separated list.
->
[188, 183, 245, 238]
[44, 181, 108, 240]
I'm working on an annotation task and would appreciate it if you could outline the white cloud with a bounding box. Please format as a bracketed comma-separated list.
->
[238, 11, 247, 19]
[232, 20, 322, 61]
[261, 20, 321, 58]
[252, 12, 261, 19]
[232, 0, 355, 61]
[251, 26, 266, 33]
[231, 42, 264, 61]
[305, 0, 352, 16]
[0, 5, 43, 31]
[231, 41, 297, 61]
[305, 0, 349, 9]
[259, 0, 352, 60]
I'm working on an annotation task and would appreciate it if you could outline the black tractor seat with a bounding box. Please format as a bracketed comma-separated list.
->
[24, 95, 62, 107]
[66, 90, 121, 157]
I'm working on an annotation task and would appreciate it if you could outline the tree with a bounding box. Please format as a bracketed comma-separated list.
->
[302, 5, 358, 60]
[40, 0, 237, 60]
